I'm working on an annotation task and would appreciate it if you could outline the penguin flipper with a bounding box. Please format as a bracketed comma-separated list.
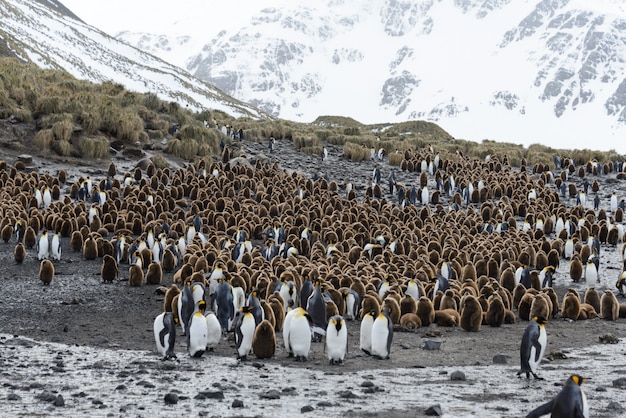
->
[525, 400, 553, 418]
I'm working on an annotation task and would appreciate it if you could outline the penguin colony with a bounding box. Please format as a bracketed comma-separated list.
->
[1, 146, 625, 414]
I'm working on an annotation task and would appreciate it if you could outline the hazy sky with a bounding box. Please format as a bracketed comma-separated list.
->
[62, 0, 285, 37]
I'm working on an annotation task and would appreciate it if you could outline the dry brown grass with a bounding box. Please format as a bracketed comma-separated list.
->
[343, 142, 370, 162]
[78, 136, 110, 159]
[34, 129, 54, 150]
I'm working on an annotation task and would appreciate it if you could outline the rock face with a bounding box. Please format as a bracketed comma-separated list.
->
[120, 1, 626, 150]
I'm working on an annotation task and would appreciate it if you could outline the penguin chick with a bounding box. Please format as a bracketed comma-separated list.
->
[101, 254, 119, 283]
[525, 375, 590, 418]
[39, 259, 55, 285]
[517, 316, 547, 380]
[600, 289, 619, 320]
[252, 319, 275, 359]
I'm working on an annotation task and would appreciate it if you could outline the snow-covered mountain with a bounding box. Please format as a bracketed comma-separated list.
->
[111, 0, 626, 153]
[0, 0, 267, 120]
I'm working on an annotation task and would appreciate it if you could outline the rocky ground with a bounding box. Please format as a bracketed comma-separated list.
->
[0, 133, 625, 417]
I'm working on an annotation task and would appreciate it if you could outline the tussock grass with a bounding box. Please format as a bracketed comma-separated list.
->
[52, 118, 74, 142]
[388, 152, 404, 166]
[52, 139, 72, 156]
[343, 142, 370, 162]
[34, 129, 54, 150]
[293, 136, 319, 150]
[78, 136, 110, 159]
[150, 154, 169, 169]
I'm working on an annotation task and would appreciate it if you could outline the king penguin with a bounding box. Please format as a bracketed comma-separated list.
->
[371, 308, 393, 359]
[153, 311, 178, 360]
[283, 307, 304, 357]
[288, 308, 313, 361]
[325, 315, 348, 365]
[235, 306, 256, 361]
[526, 375, 590, 418]
[187, 300, 209, 357]
[517, 316, 548, 379]
[204, 310, 222, 351]
[342, 289, 361, 320]
[37, 229, 49, 260]
[306, 279, 327, 341]
[179, 279, 194, 336]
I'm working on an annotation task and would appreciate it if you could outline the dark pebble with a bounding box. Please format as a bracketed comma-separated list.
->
[232, 399, 244, 408]
[37, 391, 57, 402]
[450, 371, 466, 381]
[425, 404, 442, 416]
[7, 393, 21, 401]
[422, 340, 441, 351]
[197, 390, 224, 400]
[338, 390, 359, 399]
[53, 395, 65, 407]
[595, 386, 607, 392]
[493, 355, 509, 364]
[317, 401, 333, 407]
[613, 378, 626, 389]
[260, 390, 280, 400]
[360, 381, 374, 387]
[115, 385, 127, 391]
[608, 401, 624, 411]
[164, 393, 179, 405]
[301, 405, 315, 413]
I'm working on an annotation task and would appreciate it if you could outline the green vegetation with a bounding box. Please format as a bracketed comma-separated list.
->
[0, 57, 624, 168]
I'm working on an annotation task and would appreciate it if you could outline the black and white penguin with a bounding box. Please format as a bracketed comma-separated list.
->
[359, 310, 376, 356]
[179, 279, 194, 336]
[342, 289, 361, 320]
[204, 311, 221, 351]
[325, 315, 347, 365]
[235, 306, 256, 360]
[214, 278, 234, 331]
[526, 375, 590, 418]
[247, 288, 264, 326]
[299, 275, 313, 308]
[371, 309, 393, 359]
[283, 307, 304, 357]
[517, 316, 548, 379]
[37, 229, 49, 260]
[153, 311, 177, 360]
[187, 300, 208, 357]
[306, 279, 327, 341]
[617, 271, 626, 296]
[540, 266, 556, 288]
[430, 274, 450, 300]
[288, 308, 312, 361]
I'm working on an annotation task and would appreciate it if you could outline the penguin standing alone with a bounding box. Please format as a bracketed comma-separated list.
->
[325, 315, 347, 365]
[153, 311, 178, 360]
[526, 374, 590, 418]
[517, 316, 548, 379]
[288, 308, 313, 361]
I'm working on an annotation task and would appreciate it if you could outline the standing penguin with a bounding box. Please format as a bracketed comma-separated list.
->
[214, 278, 234, 331]
[37, 229, 49, 260]
[153, 311, 178, 360]
[326, 315, 348, 365]
[517, 316, 548, 380]
[252, 319, 276, 359]
[342, 289, 361, 320]
[306, 279, 327, 341]
[50, 231, 61, 261]
[179, 279, 194, 336]
[204, 310, 222, 351]
[288, 308, 313, 361]
[235, 306, 256, 360]
[39, 259, 54, 285]
[526, 375, 590, 418]
[359, 310, 376, 355]
[187, 300, 209, 357]
[283, 307, 304, 357]
[371, 309, 393, 359]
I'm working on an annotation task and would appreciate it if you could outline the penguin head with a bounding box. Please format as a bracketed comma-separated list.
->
[570, 375, 590, 386]
[240, 305, 254, 314]
[333, 317, 344, 332]
[173, 315, 179, 324]
[198, 300, 207, 312]
[533, 316, 548, 326]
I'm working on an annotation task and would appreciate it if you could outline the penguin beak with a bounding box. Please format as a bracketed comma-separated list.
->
[335, 320, 342, 332]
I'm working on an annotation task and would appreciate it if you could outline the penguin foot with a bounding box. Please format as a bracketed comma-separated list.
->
[531, 373, 544, 380]
[237, 355, 247, 361]
[287, 352, 294, 358]
[295, 356, 307, 362]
